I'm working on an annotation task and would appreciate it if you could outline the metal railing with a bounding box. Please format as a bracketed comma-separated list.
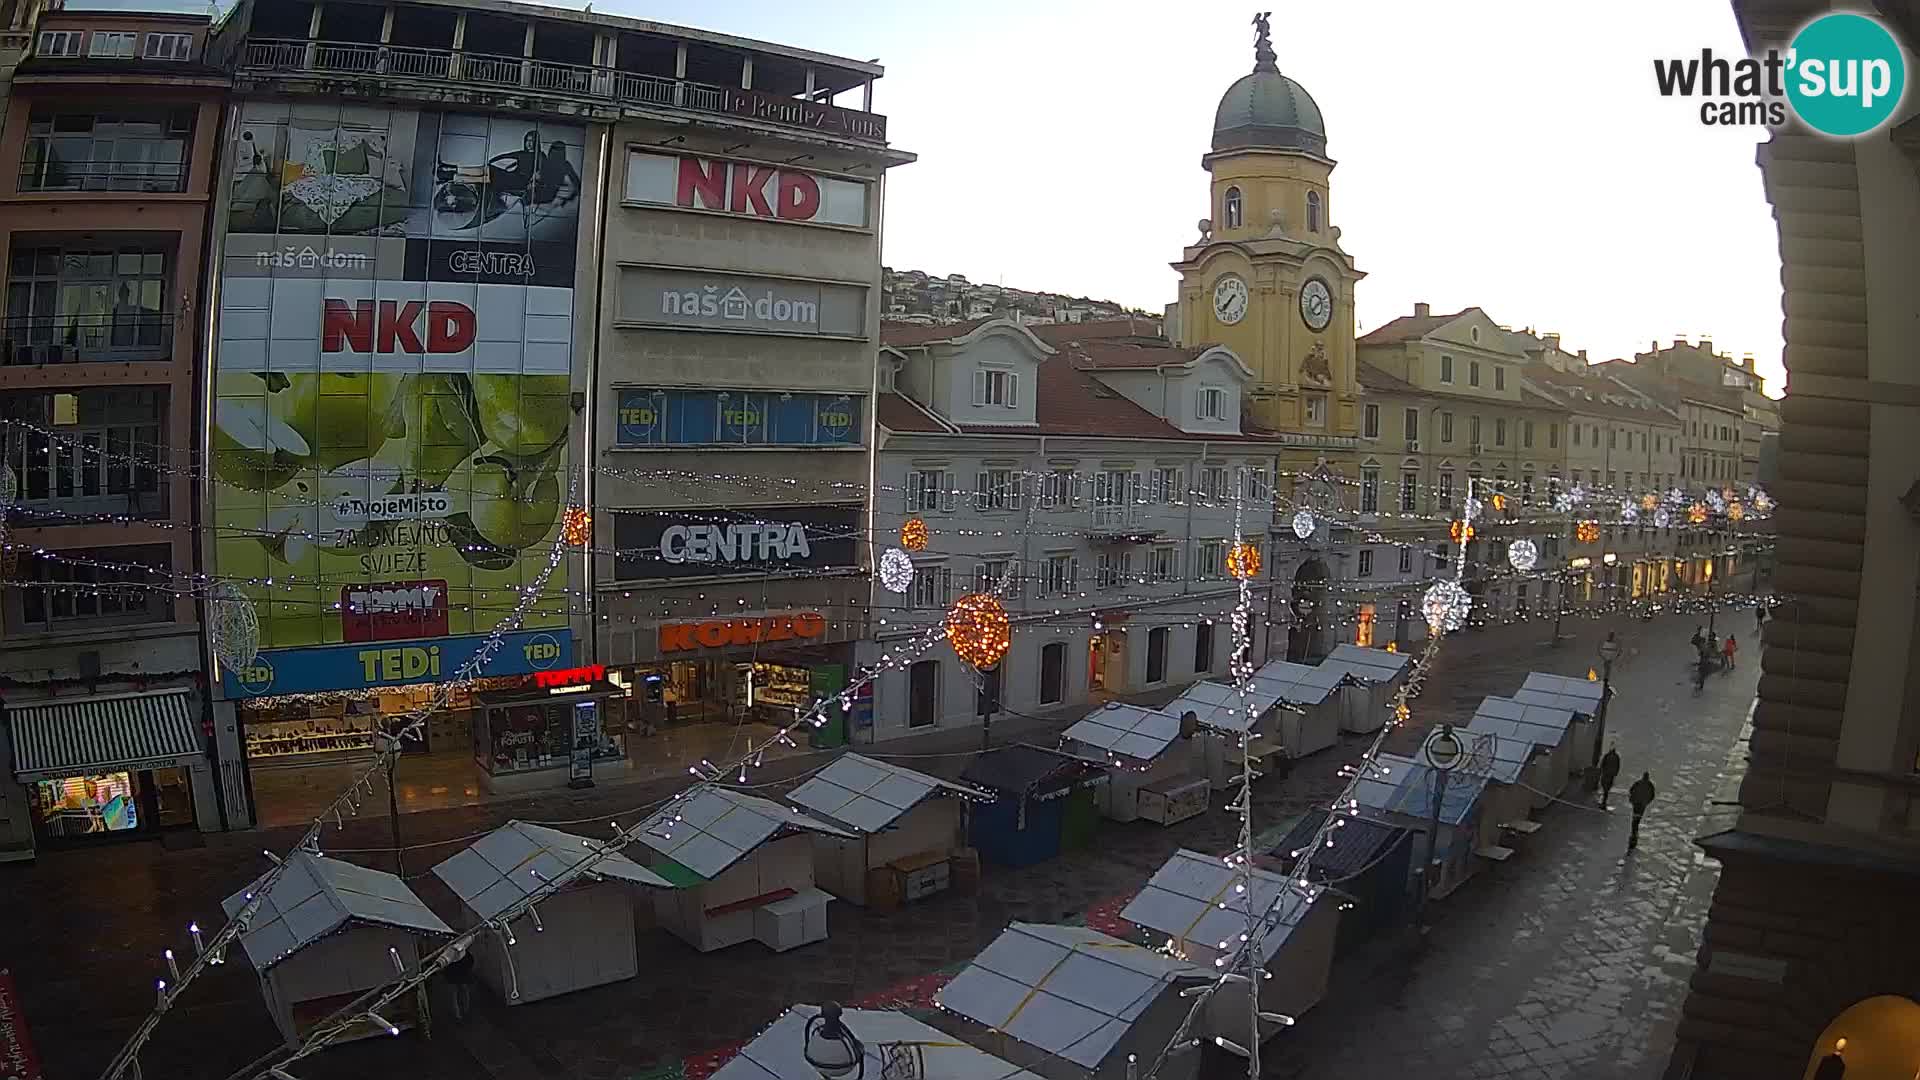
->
[1, 313, 174, 364]
[18, 159, 188, 194]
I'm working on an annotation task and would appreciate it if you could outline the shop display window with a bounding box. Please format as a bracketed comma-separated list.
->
[31, 772, 137, 835]
[243, 698, 379, 760]
[737, 662, 811, 710]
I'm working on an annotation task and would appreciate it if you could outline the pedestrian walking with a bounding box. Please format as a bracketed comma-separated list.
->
[1722, 634, 1738, 671]
[1756, 602, 1768, 634]
[443, 944, 475, 1022]
[1598, 745, 1621, 808]
[1690, 626, 1704, 652]
[1628, 772, 1657, 850]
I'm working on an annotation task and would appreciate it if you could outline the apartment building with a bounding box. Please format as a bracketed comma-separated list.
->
[1634, 336, 1780, 486]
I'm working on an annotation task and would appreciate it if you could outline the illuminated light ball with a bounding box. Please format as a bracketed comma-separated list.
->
[1722, 487, 1738, 503]
[1577, 520, 1601, 544]
[878, 547, 915, 593]
[1688, 503, 1709, 525]
[900, 517, 929, 552]
[1463, 496, 1483, 522]
[1553, 492, 1574, 514]
[1386, 641, 1399, 654]
[1654, 507, 1672, 529]
[944, 592, 1011, 670]
[1394, 702, 1411, 722]
[1641, 493, 1659, 511]
[1423, 580, 1471, 633]
[1449, 520, 1475, 544]
[1569, 485, 1588, 505]
[1226, 541, 1262, 580]
[1727, 501, 1745, 522]
[1705, 490, 1726, 513]
[1621, 503, 1640, 526]
[1291, 509, 1317, 540]
[1752, 490, 1773, 513]
[561, 506, 593, 547]
[1507, 538, 1539, 572]
[1489, 493, 1507, 513]
[1667, 487, 1686, 507]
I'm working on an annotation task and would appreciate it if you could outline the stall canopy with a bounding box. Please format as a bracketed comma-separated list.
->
[1353, 753, 1487, 827]
[1459, 728, 1537, 786]
[786, 753, 992, 833]
[960, 744, 1105, 800]
[1060, 703, 1184, 763]
[1319, 644, 1413, 684]
[223, 850, 452, 971]
[1248, 660, 1349, 706]
[634, 787, 853, 884]
[1163, 680, 1290, 733]
[713, 1005, 1044, 1080]
[1468, 697, 1576, 754]
[7, 688, 200, 781]
[936, 922, 1204, 1071]
[1121, 848, 1313, 964]
[431, 820, 672, 922]
[1511, 672, 1605, 717]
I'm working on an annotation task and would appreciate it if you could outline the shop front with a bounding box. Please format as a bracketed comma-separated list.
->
[473, 664, 626, 794]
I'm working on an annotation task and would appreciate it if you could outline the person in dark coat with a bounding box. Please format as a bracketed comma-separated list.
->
[1598, 746, 1621, 808]
[443, 945, 476, 1021]
[1628, 772, 1657, 850]
[1812, 1038, 1847, 1079]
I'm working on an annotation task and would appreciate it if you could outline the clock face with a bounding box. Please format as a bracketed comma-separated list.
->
[1300, 278, 1333, 331]
[1213, 275, 1249, 326]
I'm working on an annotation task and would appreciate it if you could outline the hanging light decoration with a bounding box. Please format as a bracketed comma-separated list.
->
[1507, 538, 1538, 572]
[560, 506, 593, 547]
[1553, 491, 1574, 514]
[900, 517, 929, 552]
[1422, 580, 1471, 633]
[1576, 520, 1601, 544]
[1727, 501, 1745, 522]
[1226, 541, 1262, 580]
[1705, 489, 1726, 514]
[1688, 503, 1709, 525]
[1654, 507, 1672, 529]
[1722, 487, 1738, 503]
[1621, 502, 1640, 526]
[1752, 489, 1773, 513]
[944, 593, 1011, 670]
[878, 547, 915, 593]
[208, 581, 261, 672]
[1463, 496, 1483, 522]
[1641, 493, 1659, 511]
[1569, 485, 1588, 506]
[1291, 509, 1317, 540]
[1449, 520, 1475, 544]
[1489, 493, 1506, 513]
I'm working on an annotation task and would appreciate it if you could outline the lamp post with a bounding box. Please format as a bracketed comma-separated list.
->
[803, 1002, 865, 1079]
[976, 663, 1001, 752]
[1417, 724, 1464, 926]
[1588, 632, 1622, 789]
[1704, 552, 1718, 637]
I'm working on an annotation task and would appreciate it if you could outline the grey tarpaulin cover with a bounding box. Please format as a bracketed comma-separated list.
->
[633, 786, 853, 881]
[431, 820, 672, 922]
[1060, 702, 1183, 762]
[786, 753, 991, 834]
[223, 850, 452, 971]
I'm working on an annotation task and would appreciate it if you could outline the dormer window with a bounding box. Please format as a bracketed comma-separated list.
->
[973, 367, 1018, 408]
[1196, 385, 1225, 421]
[1223, 186, 1243, 229]
[37, 30, 82, 57]
[1306, 191, 1322, 232]
[144, 32, 193, 61]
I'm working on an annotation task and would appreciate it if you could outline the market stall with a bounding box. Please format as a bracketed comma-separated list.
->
[1120, 848, 1340, 1046]
[223, 851, 453, 1048]
[1468, 695, 1580, 809]
[1511, 672, 1605, 767]
[632, 786, 853, 954]
[1317, 644, 1413, 734]
[1454, 725, 1545, 852]
[1271, 812, 1414, 955]
[430, 820, 672, 1004]
[785, 754, 992, 908]
[1059, 703, 1207, 825]
[936, 922, 1208, 1080]
[1352, 751, 1493, 900]
[959, 744, 1107, 868]
[1163, 680, 1291, 790]
[713, 1004, 1044, 1080]
[472, 672, 628, 795]
[1247, 661, 1349, 758]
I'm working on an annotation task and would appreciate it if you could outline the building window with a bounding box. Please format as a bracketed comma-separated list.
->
[1243, 465, 1269, 502]
[88, 31, 137, 57]
[1150, 466, 1183, 504]
[1355, 603, 1376, 647]
[1523, 471, 1535, 504]
[15, 544, 172, 630]
[1306, 191, 1322, 232]
[37, 30, 83, 57]
[1358, 549, 1374, 577]
[1194, 622, 1215, 674]
[1039, 642, 1066, 705]
[1494, 366, 1506, 391]
[908, 660, 940, 728]
[1399, 470, 1418, 512]
[1523, 420, 1534, 448]
[1469, 360, 1481, 387]
[907, 468, 950, 513]
[1199, 465, 1228, 502]
[1147, 627, 1169, 684]
[1360, 467, 1380, 513]
[5, 243, 174, 359]
[1305, 394, 1326, 427]
[1223, 186, 1243, 229]
[1470, 415, 1482, 446]
[1440, 355, 1454, 383]
[1494, 418, 1507, 447]
[973, 468, 1021, 511]
[1363, 403, 1380, 439]
[1096, 550, 1132, 590]
[1197, 385, 1225, 420]
[1399, 547, 1413, 573]
[975, 558, 1015, 596]
[1147, 545, 1179, 584]
[1196, 541, 1226, 579]
[910, 564, 952, 610]
[3, 390, 164, 519]
[1570, 424, 1581, 448]
[1609, 428, 1617, 449]
[1470, 326, 1481, 343]
[1041, 469, 1078, 510]
[1438, 471, 1454, 507]
[1441, 412, 1454, 443]
[1040, 553, 1078, 597]
[1549, 423, 1559, 449]
[973, 368, 1018, 408]
[143, 32, 192, 60]
[1404, 408, 1419, 442]
[21, 107, 193, 194]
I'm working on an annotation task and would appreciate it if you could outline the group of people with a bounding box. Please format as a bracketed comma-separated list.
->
[1596, 746, 1659, 850]
[1690, 626, 1738, 690]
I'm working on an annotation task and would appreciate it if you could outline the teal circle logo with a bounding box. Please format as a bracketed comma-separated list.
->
[1787, 13, 1906, 137]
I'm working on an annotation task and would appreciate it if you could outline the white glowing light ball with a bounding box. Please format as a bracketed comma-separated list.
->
[878, 547, 915, 593]
[1422, 580, 1472, 633]
[1507, 539, 1538, 572]
[1291, 510, 1317, 539]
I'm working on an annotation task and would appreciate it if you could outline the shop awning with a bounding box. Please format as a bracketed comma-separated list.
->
[8, 689, 201, 782]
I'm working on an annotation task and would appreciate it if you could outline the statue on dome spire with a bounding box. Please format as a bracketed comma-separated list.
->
[1252, 11, 1278, 73]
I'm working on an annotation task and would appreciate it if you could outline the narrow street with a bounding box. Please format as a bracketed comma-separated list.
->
[0, 611, 1753, 1080]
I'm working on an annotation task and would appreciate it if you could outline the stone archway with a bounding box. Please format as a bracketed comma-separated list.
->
[1286, 558, 1328, 662]
[1804, 996, 1920, 1080]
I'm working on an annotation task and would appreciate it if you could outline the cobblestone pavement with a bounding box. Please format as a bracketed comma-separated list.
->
[0, 611, 1752, 1080]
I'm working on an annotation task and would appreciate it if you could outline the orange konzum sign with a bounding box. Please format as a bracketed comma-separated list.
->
[659, 612, 827, 653]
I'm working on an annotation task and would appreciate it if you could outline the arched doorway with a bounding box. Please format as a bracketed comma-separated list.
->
[1287, 559, 1328, 662]
[1805, 996, 1920, 1079]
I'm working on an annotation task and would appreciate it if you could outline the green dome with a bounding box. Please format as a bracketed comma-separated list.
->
[1212, 68, 1327, 155]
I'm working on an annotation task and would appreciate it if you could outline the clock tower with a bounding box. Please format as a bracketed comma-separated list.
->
[1171, 12, 1364, 440]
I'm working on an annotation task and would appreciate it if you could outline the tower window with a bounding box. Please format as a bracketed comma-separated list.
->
[1223, 187, 1243, 229]
[1307, 191, 1322, 232]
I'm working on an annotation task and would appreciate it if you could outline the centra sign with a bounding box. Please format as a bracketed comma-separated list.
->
[660, 521, 813, 565]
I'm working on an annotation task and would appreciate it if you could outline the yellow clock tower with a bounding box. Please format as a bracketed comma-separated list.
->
[1172, 13, 1364, 444]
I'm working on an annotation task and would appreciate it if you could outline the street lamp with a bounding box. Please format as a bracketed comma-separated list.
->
[1588, 632, 1622, 789]
[1704, 553, 1718, 636]
[1417, 724, 1464, 924]
[803, 1003, 865, 1079]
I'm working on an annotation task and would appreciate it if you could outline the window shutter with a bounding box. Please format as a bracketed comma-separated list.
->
[940, 470, 957, 512]
[942, 567, 952, 604]
[1195, 392, 1206, 420]
[1068, 557, 1079, 592]
[972, 369, 987, 406]
[974, 470, 991, 511]
[1007, 373, 1019, 409]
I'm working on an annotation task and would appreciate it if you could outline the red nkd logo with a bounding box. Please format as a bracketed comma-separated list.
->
[323, 299, 477, 354]
[675, 156, 821, 221]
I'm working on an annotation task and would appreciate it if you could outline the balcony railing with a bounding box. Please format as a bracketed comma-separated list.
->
[240, 38, 890, 145]
[19, 159, 188, 194]
[2, 313, 174, 364]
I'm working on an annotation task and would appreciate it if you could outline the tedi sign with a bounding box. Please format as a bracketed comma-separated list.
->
[625, 151, 871, 229]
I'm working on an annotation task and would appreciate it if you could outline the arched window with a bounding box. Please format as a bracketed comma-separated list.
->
[1306, 191, 1322, 232]
[1223, 187, 1243, 229]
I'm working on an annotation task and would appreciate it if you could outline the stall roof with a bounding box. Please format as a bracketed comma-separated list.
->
[1060, 703, 1184, 763]
[1461, 729, 1536, 785]
[1121, 848, 1315, 965]
[1163, 680, 1290, 734]
[937, 922, 1204, 1071]
[1271, 810, 1412, 883]
[1512, 672, 1605, 716]
[635, 787, 854, 882]
[787, 753, 992, 833]
[1469, 696, 1576, 748]
[1353, 753, 1486, 827]
[713, 1005, 1045, 1080]
[222, 850, 451, 972]
[1321, 644, 1414, 684]
[960, 744, 1107, 799]
[432, 820, 671, 922]
[1249, 660, 1349, 707]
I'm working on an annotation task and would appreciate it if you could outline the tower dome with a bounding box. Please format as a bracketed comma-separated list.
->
[1212, 13, 1327, 156]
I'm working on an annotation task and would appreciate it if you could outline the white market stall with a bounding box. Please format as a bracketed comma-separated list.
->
[223, 850, 453, 1048]
[1468, 696, 1580, 809]
[936, 922, 1208, 1080]
[1060, 703, 1207, 825]
[785, 753, 993, 908]
[1511, 672, 1606, 768]
[1163, 680, 1291, 790]
[713, 1004, 1044, 1080]
[1353, 751, 1495, 899]
[1120, 848, 1341, 1045]
[1452, 726, 1544, 855]
[1318, 643, 1414, 734]
[1247, 660, 1348, 758]
[430, 820, 672, 1004]
[633, 786, 854, 954]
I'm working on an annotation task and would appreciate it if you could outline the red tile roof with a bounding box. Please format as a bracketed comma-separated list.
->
[1356, 363, 1419, 394]
[1357, 308, 1476, 346]
[1028, 318, 1166, 346]
[1061, 339, 1206, 370]
[876, 392, 952, 433]
[879, 318, 997, 347]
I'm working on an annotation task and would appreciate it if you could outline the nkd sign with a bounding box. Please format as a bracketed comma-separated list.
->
[624, 152, 871, 229]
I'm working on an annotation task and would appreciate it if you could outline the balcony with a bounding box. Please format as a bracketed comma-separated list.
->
[239, 38, 890, 145]
[18, 159, 189, 194]
[2, 313, 174, 365]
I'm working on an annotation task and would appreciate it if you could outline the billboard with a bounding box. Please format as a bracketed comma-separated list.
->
[623, 151, 871, 229]
[615, 267, 867, 337]
[214, 103, 584, 695]
[611, 504, 861, 581]
[614, 389, 860, 448]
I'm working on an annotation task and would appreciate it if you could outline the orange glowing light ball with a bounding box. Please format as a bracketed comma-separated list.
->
[1490, 493, 1507, 513]
[900, 517, 929, 552]
[561, 507, 593, 547]
[944, 593, 1011, 670]
[1641, 493, 1659, 511]
[1577, 520, 1601, 544]
[1688, 503, 1709, 525]
[1450, 520, 1475, 544]
[1226, 541, 1262, 580]
[1727, 502, 1745, 522]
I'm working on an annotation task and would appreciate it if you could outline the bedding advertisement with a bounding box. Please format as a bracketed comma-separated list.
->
[214, 103, 583, 697]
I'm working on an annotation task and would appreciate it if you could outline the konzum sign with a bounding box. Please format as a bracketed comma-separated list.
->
[659, 612, 826, 653]
[624, 152, 870, 229]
